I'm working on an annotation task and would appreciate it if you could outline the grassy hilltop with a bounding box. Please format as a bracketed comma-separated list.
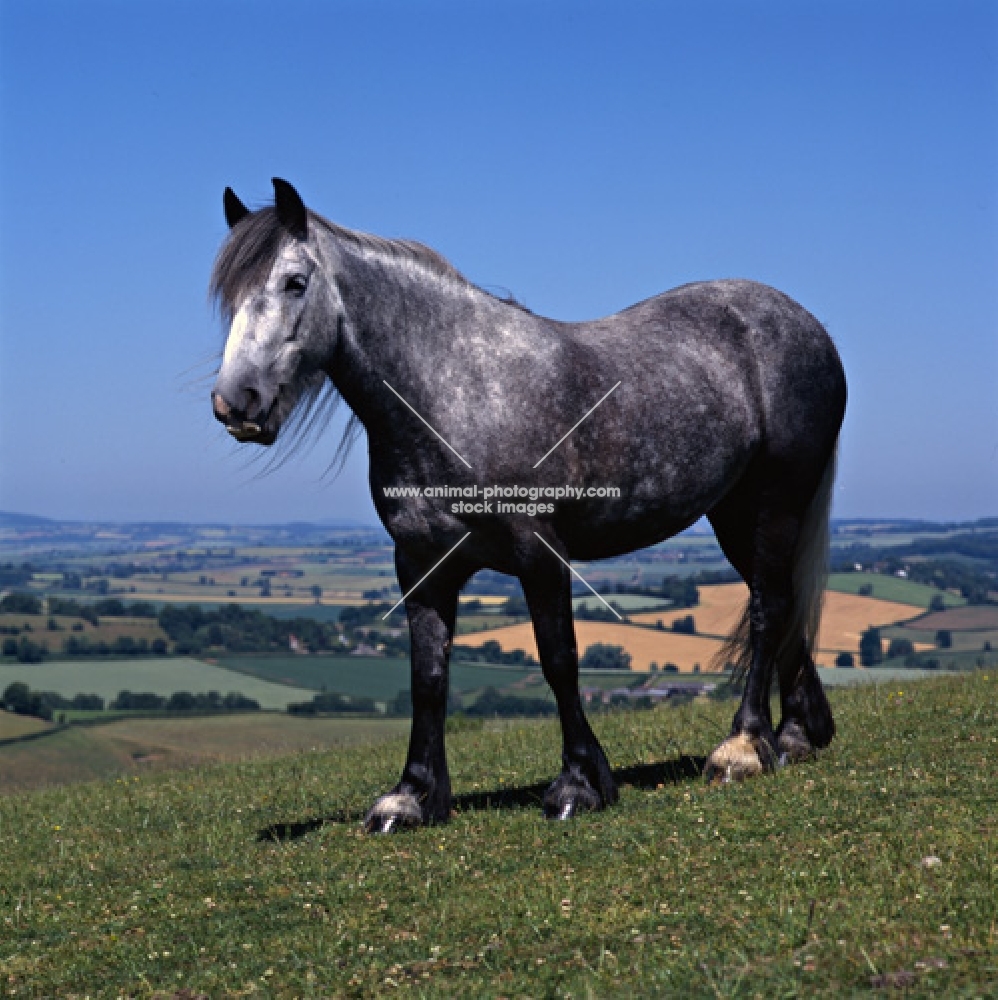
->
[2, 673, 996, 997]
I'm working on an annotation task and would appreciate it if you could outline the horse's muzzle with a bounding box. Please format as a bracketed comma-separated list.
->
[212, 391, 276, 445]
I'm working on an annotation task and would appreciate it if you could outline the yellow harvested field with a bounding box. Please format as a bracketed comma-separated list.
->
[812, 591, 924, 662]
[456, 621, 725, 673]
[630, 583, 748, 637]
[458, 583, 925, 672]
[0, 710, 52, 740]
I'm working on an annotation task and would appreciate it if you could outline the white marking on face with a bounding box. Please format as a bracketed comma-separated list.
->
[223, 307, 250, 365]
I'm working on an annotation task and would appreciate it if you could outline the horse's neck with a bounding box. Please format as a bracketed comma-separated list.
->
[325, 243, 487, 431]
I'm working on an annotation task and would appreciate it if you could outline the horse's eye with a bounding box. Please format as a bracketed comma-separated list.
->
[284, 274, 308, 294]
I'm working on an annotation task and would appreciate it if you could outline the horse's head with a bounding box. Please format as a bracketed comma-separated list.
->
[210, 179, 340, 446]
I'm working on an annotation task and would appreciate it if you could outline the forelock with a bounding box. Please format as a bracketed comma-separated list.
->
[209, 208, 286, 322]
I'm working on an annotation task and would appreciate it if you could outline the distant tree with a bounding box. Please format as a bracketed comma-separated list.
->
[859, 627, 884, 667]
[671, 615, 696, 635]
[887, 638, 915, 659]
[662, 662, 680, 673]
[659, 576, 699, 608]
[167, 691, 197, 712]
[579, 643, 632, 671]
[1, 681, 52, 720]
[2, 638, 16, 657]
[311, 585, 323, 601]
[222, 692, 260, 711]
[929, 594, 946, 612]
[111, 691, 166, 711]
[387, 688, 413, 717]
[16, 638, 45, 663]
[465, 686, 556, 718]
[835, 652, 855, 667]
[48, 597, 83, 617]
[500, 596, 528, 617]
[0, 592, 42, 615]
[71, 694, 105, 711]
[935, 630, 952, 649]
[151, 638, 168, 655]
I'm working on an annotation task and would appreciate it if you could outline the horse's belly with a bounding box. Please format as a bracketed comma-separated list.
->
[552, 441, 754, 560]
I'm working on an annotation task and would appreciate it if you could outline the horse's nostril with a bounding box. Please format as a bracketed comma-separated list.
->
[212, 392, 232, 422]
[244, 387, 261, 416]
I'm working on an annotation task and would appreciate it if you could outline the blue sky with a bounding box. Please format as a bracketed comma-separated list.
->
[0, 0, 995, 524]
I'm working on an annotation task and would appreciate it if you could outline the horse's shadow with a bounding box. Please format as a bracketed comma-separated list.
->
[256, 754, 706, 843]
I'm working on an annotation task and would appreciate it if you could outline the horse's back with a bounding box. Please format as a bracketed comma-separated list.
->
[566, 278, 846, 460]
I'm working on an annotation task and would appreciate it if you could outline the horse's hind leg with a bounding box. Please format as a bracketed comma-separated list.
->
[519, 536, 618, 819]
[773, 642, 834, 762]
[705, 469, 835, 782]
[364, 546, 469, 833]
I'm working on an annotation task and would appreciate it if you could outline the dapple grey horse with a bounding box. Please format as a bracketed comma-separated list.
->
[210, 179, 846, 832]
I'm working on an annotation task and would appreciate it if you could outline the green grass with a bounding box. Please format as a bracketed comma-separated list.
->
[0, 714, 411, 794]
[1, 673, 996, 996]
[573, 595, 675, 613]
[0, 658, 317, 710]
[826, 573, 966, 609]
[814, 665, 963, 686]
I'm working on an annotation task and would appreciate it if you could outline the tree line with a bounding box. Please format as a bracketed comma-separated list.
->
[1, 682, 259, 721]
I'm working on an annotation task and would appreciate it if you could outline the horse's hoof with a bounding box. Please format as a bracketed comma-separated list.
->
[776, 719, 816, 764]
[704, 733, 767, 785]
[542, 774, 605, 820]
[363, 792, 423, 834]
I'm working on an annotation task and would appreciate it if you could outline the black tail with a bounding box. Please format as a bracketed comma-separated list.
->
[714, 445, 838, 682]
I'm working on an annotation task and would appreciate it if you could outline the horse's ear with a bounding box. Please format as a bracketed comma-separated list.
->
[273, 178, 308, 239]
[223, 187, 250, 228]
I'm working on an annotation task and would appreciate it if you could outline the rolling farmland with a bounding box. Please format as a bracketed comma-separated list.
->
[0, 658, 317, 709]
[458, 584, 928, 671]
[214, 654, 539, 701]
[0, 713, 410, 793]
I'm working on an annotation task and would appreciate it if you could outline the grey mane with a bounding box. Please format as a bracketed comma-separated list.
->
[209, 207, 528, 323]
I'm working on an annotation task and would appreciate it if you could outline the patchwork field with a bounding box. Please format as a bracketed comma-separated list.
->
[0, 612, 169, 648]
[906, 605, 998, 632]
[461, 584, 928, 670]
[215, 655, 539, 702]
[825, 572, 966, 608]
[0, 658, 317, 710]
[458, 620, 727, 672]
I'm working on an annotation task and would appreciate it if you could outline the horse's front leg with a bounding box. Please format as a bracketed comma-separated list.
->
[520, 537, 618, 819]
[364, 547, 466, 833]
